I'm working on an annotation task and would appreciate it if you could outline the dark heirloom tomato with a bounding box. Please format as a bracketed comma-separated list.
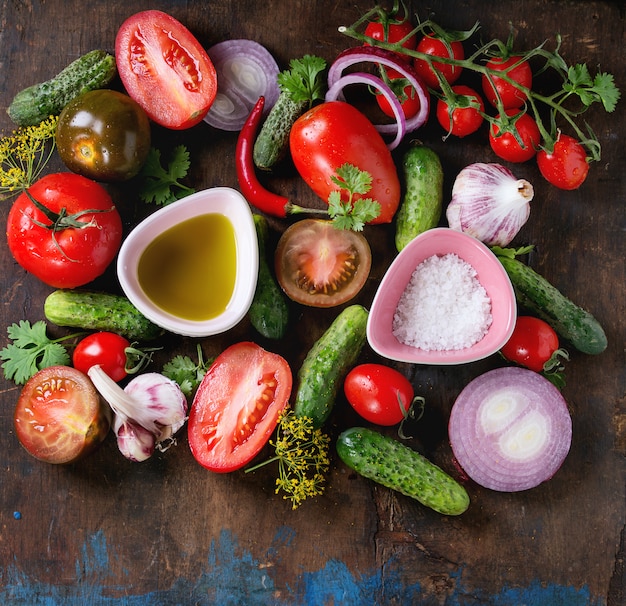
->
[289, 101, 401, 224]
[115, 10, 218, 129]
[188, 342, 292, 473]
[14, 366, 111, 464]
[56, 89, 151, 182]
[274, 219, 372, 308]
[6, 173, 123, 288]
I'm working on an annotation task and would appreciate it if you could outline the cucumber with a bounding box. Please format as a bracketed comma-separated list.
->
[8, 50, 117, 126]
[44, 290, 163, 342]
[395, 144, 444, 252]
[336, 427, 470, 516]
[293, 304, 368, 428]
[497, 254, 607, 355]
[248, 214, 290, 339]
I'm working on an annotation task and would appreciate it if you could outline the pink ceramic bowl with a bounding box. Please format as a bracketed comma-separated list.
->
[367, 228, 517, 365]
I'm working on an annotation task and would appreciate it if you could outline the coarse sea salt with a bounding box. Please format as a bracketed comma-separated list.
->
[392, 253, 492, 351]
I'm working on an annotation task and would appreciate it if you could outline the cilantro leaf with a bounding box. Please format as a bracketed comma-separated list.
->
[162, 344, 212, 398]
[137, 146, 195, 206]
[277, 55, 327, 104]
[1, 320, 72, 385]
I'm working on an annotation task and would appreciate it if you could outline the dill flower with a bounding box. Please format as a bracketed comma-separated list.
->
[0, 116, 58, 198]
[246, 408, 331, 509]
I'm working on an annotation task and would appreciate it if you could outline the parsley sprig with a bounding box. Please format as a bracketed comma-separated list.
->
[162, 343, 213, 398]
[137, 145, 195, 206]
[278, 55, 327, 105]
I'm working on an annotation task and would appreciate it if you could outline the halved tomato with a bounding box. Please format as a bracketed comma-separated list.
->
[115, 10, 218, 129]
[274, 219, 372, 308]
[14, 366, 111, 464]
[187, 342, 292, 473]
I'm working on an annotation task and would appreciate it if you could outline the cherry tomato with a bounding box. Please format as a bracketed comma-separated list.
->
[56, 89, 151, 182]
[501, 316, 561, 373]
[364, 16, 416, 65]
[6, 173, 123, 288]
[115, 10, 218, 129]
[436, 85, 485, 137]
[344, 363, 414, 426]
[489, 110, 541, 163]
[537, 134, 590, 190]
[289, 101, 401, 224]
[274, 219, 371, 308]
[188, 342, 292, 473]
[482, 56, 532, 109]
[376, 73, 423, 119]
[73, 332, 131, 382]
[14, 366, 111, 464]
[413, 35, 464, 89]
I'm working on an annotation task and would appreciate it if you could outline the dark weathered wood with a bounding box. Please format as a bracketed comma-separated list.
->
[0, 1, 624, 604]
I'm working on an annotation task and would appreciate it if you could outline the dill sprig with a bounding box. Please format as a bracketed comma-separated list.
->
[0, 116, 58, 198]
[246, 409, 331, 509]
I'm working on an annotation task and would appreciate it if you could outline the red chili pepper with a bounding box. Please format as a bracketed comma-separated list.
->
[236, 96, 291, 218]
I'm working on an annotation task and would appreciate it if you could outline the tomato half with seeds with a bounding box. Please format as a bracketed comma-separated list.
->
[188, 342, 292, 473]
[115, 10, 218, 129]
[274, 219, 372, 308]
[14, 366, 111, 464]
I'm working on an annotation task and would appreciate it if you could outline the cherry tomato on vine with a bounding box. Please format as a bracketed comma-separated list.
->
[489, 110, 541, 163]
[344, 363, 414, 426]
[376, 73, 423, 119]
[501, 316, 561, 373]
[537, 134, 590, 190]
[436, 85, 485, 137]
[73, 332, 132, 382]
[482, 56, 532, 109]
[413, 34, 464, 89]
[364, 16, 416, 65]
[6, 173, 123, 288]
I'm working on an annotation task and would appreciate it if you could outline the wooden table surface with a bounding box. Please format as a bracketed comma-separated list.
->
[0, 1, 624, 604]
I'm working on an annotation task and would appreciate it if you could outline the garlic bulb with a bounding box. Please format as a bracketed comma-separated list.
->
[446, 163, 534, 246]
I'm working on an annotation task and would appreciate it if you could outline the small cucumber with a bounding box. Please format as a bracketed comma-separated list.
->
[293, 305, 368, 428]
[44, 290, 163, 342]
[8, 50, 117, 126]
[248, 214, 290, 339]
[497, 255, 607, 355]
[395, 144, 444, 252]
[336, 427, 470, 516]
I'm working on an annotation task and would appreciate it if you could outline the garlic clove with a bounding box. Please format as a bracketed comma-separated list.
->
[113, 416, 156, 462]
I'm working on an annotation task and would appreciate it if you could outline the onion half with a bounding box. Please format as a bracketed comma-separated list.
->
[448, 367, 572, 492]
[204, 40, 280, 131]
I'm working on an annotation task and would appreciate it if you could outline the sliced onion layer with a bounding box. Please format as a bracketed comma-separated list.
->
[204, 39, 280, 131]
[448, 367, 572, 492]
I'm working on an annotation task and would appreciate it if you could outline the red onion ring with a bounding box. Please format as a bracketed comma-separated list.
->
[328, 46, 430, 138]
[448, 367, 572, 492]
[325, 72, 406, 150]
[204, 39, 280, 131]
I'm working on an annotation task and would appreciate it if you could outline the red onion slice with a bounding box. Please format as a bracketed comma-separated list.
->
[325, 72, 406, 150]
[204, 39, 280, 131]
[448, 367, 572, 492]
[328, 46, 430, 137]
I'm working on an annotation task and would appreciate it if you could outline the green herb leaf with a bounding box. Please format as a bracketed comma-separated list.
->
[0, 320, 72, 385]
[162, 344, 212, 398]
[137, 145, 195, 206]
[278, 55, 327, 104]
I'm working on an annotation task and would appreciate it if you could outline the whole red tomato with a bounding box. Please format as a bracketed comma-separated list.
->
[364, 15, 416, 66]
[115, 10, 217, 129]
[482, 56, 532, 109]
[73, 332, 132, 382]
[537, 134, 590, 190]
[376, 73, 424, 119]
[289, 101, 401, 224]
[436, 84, 485, 137]
[6, 173, 123, 288]
[489, 110, 541, 163]
[501, 316, 561, 372]
[414, 34, 464, 89]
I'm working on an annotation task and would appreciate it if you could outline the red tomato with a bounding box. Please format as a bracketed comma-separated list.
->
[188, 342, 292, 473]
[73, 332, 131, 382]
[482, 56, 532, 109]
[115, 10, 217, 129]
[14, 366, 111, 464]
[376, 74, 423, 119]
[344, 363, 414, 426]
[489, 110, 541, 163]
[364, 17, 416, 65]
[289, 101, 401, 224]
[537, 134, 590, 190]
[413, 35, 464, 89]
[501, 316, 561, 373]
[436, 85, 485, 137]
[6, 173, 123, 288]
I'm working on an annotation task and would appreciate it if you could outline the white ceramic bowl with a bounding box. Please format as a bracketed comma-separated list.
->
[117, 187, 258, 337]
[367, 228, 517, 365]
